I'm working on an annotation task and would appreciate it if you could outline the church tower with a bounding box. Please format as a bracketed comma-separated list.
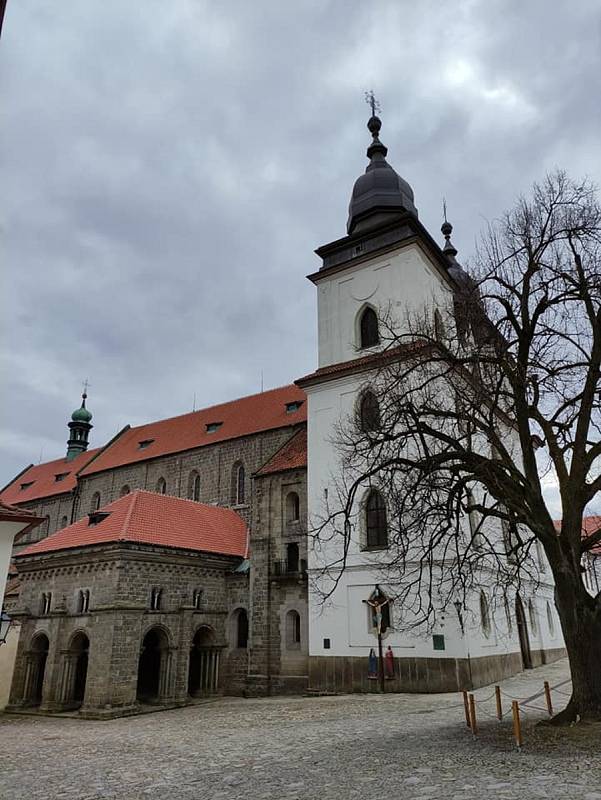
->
[66, 391, 93, 461]
[298, 103, 461, 691]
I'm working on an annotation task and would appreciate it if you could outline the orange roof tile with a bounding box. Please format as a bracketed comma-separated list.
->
[18, 490, 248, 559]
[79, 385, 306, 477]
[0, 449, 102, 505]
[257, 428, 307, 476]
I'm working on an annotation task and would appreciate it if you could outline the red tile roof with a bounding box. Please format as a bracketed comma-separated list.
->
[79, 385, 307, 476]
[18, 490, 248, 559]
[554, 516, 601, 554]
[0, 449, 102, 505]
[0, 501, 45, 538]
[257, 428, 307, 475]
[296, 344, 427, 388]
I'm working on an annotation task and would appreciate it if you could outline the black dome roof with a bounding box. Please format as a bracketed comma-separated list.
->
[347, 116, 418, 235]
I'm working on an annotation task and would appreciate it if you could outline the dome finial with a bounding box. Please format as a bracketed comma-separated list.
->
[441, 199, 458, 259]
[364, 90, 387, 159]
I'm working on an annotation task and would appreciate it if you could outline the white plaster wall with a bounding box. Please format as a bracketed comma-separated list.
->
[316, 242, 451, 368]
[0, 521, 20, 609]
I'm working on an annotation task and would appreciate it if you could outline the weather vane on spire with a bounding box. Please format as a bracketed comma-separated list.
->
[365, 90, 381, 117]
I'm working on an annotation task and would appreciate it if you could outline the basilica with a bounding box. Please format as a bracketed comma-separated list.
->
[0, 110, 565, 717]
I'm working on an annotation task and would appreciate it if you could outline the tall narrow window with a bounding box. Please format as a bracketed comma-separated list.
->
[231, 462, 245, 505]
[480, 592, 491, 638]
[40, 592, 52, 615]
[90, 492, 101, 512]
[359, 391, 380, 432]
[192, 589, 203, 609]
[150, 587, 163, 611]
[60, 515, 68, 529]
[235, 609, 248, 649]
[192, 473, 201, 502]
[156, 477, 167, 495]
[286, 542, 300, 573]
[466, 489, 483, 547]
[546, 602, 555, 636]
[286, 492, 300, 522]
[286, 610, 301, 648]
[365, 490, 388, 548]
[359, 307, 379, 348]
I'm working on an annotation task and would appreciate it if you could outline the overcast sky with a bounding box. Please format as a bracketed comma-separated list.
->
[1, 1, 600, 516]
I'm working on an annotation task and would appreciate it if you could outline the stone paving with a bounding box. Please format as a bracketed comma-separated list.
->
[1, 657, 600, 800]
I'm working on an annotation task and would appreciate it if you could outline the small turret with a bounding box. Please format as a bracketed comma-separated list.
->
[66, 391, 93, 461]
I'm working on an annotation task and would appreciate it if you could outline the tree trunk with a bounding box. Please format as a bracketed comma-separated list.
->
[554, 575, 601, 721]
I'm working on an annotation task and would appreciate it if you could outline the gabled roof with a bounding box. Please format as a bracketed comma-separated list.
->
[79, 385, 307, 476]
[17, 490, 248, 559]
[257, 428, 307, 476]
[0, 449, 102, 506]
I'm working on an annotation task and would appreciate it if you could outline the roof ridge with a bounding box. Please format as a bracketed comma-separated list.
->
[120, 491, 140, 541]
[124, 383, 301, 432]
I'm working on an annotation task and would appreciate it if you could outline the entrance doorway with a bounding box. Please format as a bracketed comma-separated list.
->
[188, 626, 220, 696]
[26, 633, 49, 706]
[137, 627, 170, 703]
[515, 594, 533, 669]
[71, 632, 89, 706]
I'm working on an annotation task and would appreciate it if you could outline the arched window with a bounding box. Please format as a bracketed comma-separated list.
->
[546, 601, 555, 636]
[60, 515, 68, 529]
[286, 610, 301, 648]
[156, 477, 167, 495]
[77, 589, 90, 614]
[286, 492, 300, 523]
[150, 587, 163, 611]
[359, 390, 380, 432]
[365, 489, 388, 549]
[231, 462, 245, 505]
[233, 608, 248, 649]
[90, 492, 101, 512]
[480, 591, 491, 638]
[535, 539, 547, 573]
[359, 307, 379, 348]
[189, 472, 201, 502]
[120, 485, 130, 497]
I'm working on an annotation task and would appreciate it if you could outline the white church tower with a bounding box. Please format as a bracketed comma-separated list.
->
[297, 105, 563, 692]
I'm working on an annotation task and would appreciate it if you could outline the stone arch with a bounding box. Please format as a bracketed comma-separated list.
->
[24, 632, 50, 706]
[136, 625, 174, 704]
[59, 630, 90, 709]
[188, 625, 219, 697]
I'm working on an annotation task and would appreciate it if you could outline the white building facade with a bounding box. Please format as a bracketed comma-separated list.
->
[298, 113, 565, 692]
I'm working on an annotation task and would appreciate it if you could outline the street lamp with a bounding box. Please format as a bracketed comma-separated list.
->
[0, 610, 12, 645]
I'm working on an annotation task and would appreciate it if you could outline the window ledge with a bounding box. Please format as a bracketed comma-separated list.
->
[362, 545, 389, 552]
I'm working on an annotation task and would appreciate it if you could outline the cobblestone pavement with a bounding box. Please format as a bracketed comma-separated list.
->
[1, 658, 600, 800]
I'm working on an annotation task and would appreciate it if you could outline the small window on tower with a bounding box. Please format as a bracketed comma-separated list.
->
[359, 307, 379, 349]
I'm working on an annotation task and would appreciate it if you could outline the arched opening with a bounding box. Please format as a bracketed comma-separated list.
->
[232, 608, 248, 649]
[365, 489, 388, 548]
[188, 626, 219, 697]
[515, 594, 532, 670]
[137, 627, 171, 704]
[156, 477, 167, 495]
[120, 485, 130, 497]
[69, 632, 89, 707]
[359, 390, 380, 432]
[26, 633, 49, 706]
[286, 492, 300, 523]
[286, 610, 301, 649]
[359, 306, 379, 348]
[60, 515, 68, 529]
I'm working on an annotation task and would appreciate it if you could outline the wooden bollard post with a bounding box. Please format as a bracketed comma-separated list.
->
[544, 681, 553, 716]
[495, 685, 503, 721]
[512, 700, 523, 751]
[468, 693, 477, 738]
[462, 690, 471, 728]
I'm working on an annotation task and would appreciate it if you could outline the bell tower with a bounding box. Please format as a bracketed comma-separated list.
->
[66, 389, 93, 461]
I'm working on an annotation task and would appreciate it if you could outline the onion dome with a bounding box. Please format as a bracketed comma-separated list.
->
[71, 392, 93, 423]
[347, 115, 418, 235]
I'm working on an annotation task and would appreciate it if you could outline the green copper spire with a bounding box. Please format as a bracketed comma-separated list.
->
[66, 390, 93, 461]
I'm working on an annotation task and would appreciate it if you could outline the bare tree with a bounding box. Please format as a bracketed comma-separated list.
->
[313, 171, 601, 723]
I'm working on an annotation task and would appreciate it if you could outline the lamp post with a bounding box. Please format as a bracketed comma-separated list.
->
[0, 610, 12, 645]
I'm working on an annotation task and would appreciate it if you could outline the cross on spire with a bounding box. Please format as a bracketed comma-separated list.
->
[364, 90, 381, 117]
[82, 378, 91, 400]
